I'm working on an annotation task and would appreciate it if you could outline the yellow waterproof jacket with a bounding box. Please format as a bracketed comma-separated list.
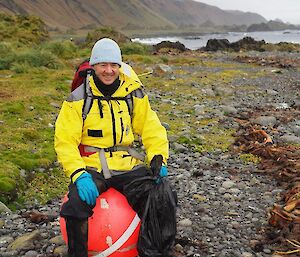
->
[55, 63, 168, 182]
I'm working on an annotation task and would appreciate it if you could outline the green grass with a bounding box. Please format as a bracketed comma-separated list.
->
[239, 153, 262, 164]
[0, 67, 73, 207]
[18, 167, 69, 207]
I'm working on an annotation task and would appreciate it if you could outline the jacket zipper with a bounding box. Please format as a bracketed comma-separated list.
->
[97, 99, 103, 118]
[119, 117, 124, 143]
[108, 101, 117, 146]
[116, 100, 125, 144]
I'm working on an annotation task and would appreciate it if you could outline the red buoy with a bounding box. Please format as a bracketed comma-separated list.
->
[60, 188, 140, 257]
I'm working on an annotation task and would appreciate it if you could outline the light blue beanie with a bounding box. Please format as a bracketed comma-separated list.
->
[89, 38, 122, 66]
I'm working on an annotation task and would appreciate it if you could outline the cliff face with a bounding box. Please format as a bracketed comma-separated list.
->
[0, 0, 267, 30]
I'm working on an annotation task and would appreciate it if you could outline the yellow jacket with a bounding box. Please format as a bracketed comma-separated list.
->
[55, 63, 168, 182]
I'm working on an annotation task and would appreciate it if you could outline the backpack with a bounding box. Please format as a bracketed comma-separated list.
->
[71, 59, 93, 92]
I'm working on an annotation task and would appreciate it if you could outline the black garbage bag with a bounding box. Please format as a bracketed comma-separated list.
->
[124, 176, 177, 257]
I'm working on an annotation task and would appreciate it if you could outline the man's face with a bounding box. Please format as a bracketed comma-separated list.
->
[93, 63, 120, 85]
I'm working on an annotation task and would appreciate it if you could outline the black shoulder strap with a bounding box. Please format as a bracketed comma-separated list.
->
[124, 88, 144, 116]
[82, 71, 93, 120]
[125, 93, 133, 116]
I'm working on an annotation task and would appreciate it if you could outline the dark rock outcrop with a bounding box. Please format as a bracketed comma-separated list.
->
[154, 41, 187, 52]
[202, 37, 266, 52]
[204, 38, 231, 51]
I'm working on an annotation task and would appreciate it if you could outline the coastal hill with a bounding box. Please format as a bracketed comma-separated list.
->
[0, 0, 266, 31]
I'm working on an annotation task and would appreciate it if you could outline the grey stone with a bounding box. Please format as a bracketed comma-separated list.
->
[172, 142, 188, 153]
[161, 122, 170, 130]
[222, 180, 236, 189]
[0, 236, 14, 247]
[49, 235, 65, 245]
[252, 116, 277, 127]
[222, 105, 238, 115]
[8, 230, 41, 250]
[1, 250, 19, 256]
[0, 202, 11, 214]
[50, 102, 61, 108]
[266, 89, 279, 95]
[24, 250, 39, 256]
[178, 218, 192, 227]
[194, 104, 205, 115]
[53, 245, 68, 256]
[280, 134, 300, 144]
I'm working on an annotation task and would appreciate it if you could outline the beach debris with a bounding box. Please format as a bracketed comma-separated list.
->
[21, 210, 57, 224]
[274, 239, 300, 255]
[233, 119, 300, 255]
[234, 55, 300, 69]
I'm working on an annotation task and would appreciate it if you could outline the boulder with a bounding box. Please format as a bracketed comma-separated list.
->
[154, 40, 187, 52]
[203, 37, 266, 52]
[205, 38, 230, 51]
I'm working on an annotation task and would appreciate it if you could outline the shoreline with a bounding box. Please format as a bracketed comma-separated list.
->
[126, 28, 300, 39]
[131, 30, 300, 50]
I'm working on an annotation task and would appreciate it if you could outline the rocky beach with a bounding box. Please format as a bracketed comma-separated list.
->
[1, 49, 300, 257]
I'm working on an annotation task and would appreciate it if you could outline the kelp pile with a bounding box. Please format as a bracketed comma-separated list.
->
[233, 121, 300, 255]
[234, 55, 300, 69]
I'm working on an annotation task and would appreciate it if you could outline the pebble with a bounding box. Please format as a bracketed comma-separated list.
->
[222, 180, 236, 189]
[178, 218, 193, 227]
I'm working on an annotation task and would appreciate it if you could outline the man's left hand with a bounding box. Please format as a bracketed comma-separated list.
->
[150, 155, 168, 183]
[150, 155, 163, 176]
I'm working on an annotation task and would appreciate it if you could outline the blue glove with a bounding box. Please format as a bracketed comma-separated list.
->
[156, 165, 168, 184]
[75, 172, 99, 205]
[160, 165, 168, 177]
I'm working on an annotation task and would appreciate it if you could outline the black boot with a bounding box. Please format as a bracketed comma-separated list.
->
[65, 217, 88, 257]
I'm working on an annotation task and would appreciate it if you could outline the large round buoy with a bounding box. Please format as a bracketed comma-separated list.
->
[60, 188, 140, 257]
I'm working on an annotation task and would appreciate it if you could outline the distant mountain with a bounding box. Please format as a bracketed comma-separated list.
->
[247, 20, 299, 32]
[0, 0, 267, 31]
[139, 0, 266, 27]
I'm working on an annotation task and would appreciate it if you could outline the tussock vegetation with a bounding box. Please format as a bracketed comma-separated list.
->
[41, 40, 78, 59]
[84, 27, 131, 47]
[0, 13, 49, 45]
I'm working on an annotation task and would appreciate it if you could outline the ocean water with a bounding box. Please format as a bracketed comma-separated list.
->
[132, 30, 300, 50]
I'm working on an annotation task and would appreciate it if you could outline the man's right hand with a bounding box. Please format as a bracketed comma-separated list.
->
[75, 172, 99, 205]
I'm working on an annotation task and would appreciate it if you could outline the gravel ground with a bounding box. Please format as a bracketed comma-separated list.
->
[1, 51, 299, 257]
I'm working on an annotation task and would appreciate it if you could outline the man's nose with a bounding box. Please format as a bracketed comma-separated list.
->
[104, 64, 114, 73]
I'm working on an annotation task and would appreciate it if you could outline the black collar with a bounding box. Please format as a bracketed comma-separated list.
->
[93, 73, 120, 96]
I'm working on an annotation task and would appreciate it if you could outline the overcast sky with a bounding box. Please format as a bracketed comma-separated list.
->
[195, 0, 300, 24]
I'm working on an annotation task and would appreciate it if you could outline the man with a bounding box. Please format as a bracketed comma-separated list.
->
[55, 38, 175, 257]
